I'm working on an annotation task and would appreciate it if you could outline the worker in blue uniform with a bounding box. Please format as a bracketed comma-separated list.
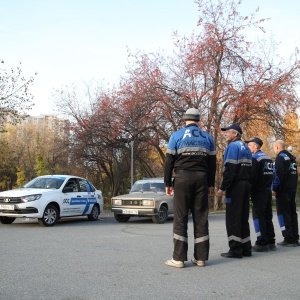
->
[217, 123, 252, 258]
[245, 137, 276, 251]
[272, 140, 299, 247]
[164, 108, 216, 268]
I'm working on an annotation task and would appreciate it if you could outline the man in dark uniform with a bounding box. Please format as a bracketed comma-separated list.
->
[272, 140, 299, 247]
[217, 123, 252, 258]
[164, 108, 216, 268]
[245, 137, 276, 251]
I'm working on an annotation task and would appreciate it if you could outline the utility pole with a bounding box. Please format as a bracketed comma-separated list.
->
[131, 141, 134, 187]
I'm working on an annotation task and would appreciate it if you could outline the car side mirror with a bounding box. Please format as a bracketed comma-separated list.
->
[63, 186, 73, 193]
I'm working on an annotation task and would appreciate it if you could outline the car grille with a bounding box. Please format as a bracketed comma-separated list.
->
[0, 197, 22, 204]
[121, 200, 142, 206]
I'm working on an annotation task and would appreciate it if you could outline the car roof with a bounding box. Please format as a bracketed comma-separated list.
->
[36, 175, 83, 180]
[134, 178, 164, 183]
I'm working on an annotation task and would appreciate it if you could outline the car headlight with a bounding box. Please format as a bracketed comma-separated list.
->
[112, 199, 122, 205]
[142, 200, 154, 206]
[21, 194, 42, 202]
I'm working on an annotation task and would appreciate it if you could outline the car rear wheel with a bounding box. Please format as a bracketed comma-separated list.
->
[88, 205, 100, 221]
[114, 213, 130, 222]
[0, 216, 16, 224]
[152, 206, 168, 224]
[38, 205, 59, 227]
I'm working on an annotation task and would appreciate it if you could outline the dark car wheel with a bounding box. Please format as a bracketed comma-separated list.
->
[114, 213, 130, 222]
[88, 205, 100, 221]
[0, 216, 16, 224]
[38, 205, 59, 227]
[152, 206, 168, 224]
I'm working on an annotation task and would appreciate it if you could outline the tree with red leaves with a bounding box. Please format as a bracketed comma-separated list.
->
[117, 0, 300, 207]
[53, 0, 300, 207]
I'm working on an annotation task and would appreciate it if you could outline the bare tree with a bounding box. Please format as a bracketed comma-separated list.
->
[0, 60, 36, 130]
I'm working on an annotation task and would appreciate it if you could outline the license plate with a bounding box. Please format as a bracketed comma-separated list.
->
[0, 204, 15, 210]
[122, 209, 138, 214]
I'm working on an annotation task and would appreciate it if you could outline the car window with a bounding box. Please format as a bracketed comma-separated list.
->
[64, 180, 78, 192]
[130, 181, 164, 192]
[143, 183, 151, 191]
[151, 182, 165, 192]
[131, 183, 143, 192]
[24, 177, 64, 189]
[78, 178, 89, 192]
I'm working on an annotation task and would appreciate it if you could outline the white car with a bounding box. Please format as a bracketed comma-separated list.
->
[111, 178, 173, 224]
[0, 175, 104, 226]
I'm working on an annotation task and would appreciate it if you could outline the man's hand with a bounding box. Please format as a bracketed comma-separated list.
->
[166, 186, 174, 196]
[217, 189, 224, 198]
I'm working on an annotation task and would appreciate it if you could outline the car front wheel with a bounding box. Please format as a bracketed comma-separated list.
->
[38, 205, 59, 226]
[88, 205, 100, 221]
[152, 206, 168, 224]
[0, 216, 16, 224]
[114, 213, 130, 222]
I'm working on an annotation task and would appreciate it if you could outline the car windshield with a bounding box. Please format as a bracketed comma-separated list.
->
[130, 182, 165, 193]
[23, 177, 64, 189]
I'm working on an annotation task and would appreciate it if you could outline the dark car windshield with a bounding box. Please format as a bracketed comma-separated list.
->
[130, 182, 165, 193]
[23, 177, 64, 189]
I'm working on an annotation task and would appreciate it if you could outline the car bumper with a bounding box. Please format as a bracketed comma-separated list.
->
[0, 207, 41, 218]
[111, 207, 158, 215]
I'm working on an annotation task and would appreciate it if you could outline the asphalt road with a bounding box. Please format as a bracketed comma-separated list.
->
[0, 211, 299, 300]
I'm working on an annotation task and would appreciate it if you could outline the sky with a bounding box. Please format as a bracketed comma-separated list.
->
[1, 0, 300, 116]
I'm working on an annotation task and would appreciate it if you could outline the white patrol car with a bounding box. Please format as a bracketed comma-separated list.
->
[0, 175, 104, 226]
[111, 178, 173, 224]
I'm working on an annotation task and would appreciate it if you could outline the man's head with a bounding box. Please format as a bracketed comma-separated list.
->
[221, 123, 242, 144]
[184, 108, 200, 123]
[273, 140, 286, 154]
[245, 137, 263, 154]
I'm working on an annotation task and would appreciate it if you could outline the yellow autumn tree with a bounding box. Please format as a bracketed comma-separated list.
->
[241, 121, 275, 158]
[284, 111, 300, 158]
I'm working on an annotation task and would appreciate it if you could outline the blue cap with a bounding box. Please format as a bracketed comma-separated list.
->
[221, 123, 243, 135]
[245, 137, 263, 146]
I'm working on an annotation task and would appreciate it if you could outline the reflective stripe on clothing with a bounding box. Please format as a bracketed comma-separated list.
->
[228, 235, 251, 243]
[224, 158, 252, 165]
[174, 233, 188, 243]
[228, 235, 241, 242]
[177, 147, 216, 156]
[242, 236, 251, 243]
[195, 235, 209, 244]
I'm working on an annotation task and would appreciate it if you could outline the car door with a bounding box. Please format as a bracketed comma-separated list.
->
[62, 178, 85, 216]
[78, 178, 97, 215]
[153, 181, 173, 213]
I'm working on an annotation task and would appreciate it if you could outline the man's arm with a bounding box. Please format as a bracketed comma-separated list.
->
[272, 156, 285, 193]
[164, 153, 176, 187]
